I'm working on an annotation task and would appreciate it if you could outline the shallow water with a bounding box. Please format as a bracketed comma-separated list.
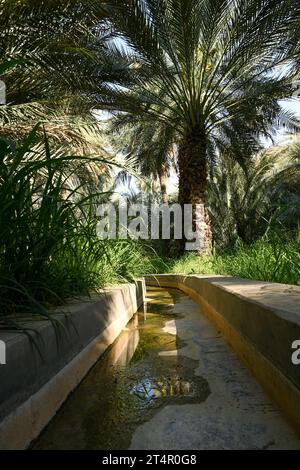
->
[33, 287, 210, 450]
[32, 286, 300, 450]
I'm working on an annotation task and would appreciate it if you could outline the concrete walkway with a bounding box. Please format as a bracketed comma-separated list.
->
[130, 288, 300, 450]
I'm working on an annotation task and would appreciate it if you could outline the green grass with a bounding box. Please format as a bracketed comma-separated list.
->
[0, 130, 158, 327]
[1, 128, 298, 333]
[166, 234, 300, 286]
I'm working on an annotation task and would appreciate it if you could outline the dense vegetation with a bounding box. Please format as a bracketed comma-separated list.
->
[165, 234, 300, 285]
[0, 0, 299, 327]
[0, 129, 157, 324]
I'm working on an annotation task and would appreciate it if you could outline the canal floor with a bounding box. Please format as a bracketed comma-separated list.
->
[32, 287, 300, 450]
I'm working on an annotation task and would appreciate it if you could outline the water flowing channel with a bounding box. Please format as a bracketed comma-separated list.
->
[32, 287, 300, 450]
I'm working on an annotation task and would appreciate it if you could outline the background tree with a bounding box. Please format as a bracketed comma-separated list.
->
[0, 0, 131, 147]
[111, 116, 177, 203]
[104, 0, 299, 253]
[208, 146, 300, 247]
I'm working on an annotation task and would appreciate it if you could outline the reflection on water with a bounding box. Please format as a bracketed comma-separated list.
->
[131, 376, 192, 402]
[32, 287, 210, 450]
[109, 314, 140, 367]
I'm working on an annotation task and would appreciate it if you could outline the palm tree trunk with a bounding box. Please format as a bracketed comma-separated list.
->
[158, 165, 168, 204]
[177, 126, 212, 255]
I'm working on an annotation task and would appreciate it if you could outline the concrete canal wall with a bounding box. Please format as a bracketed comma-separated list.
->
[0, 280, 145, 449]
[1, 272, 299, 449]
[144, 274, 300, 436]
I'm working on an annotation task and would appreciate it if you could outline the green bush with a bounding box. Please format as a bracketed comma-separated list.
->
[168, 233, 300, 286]
[0, 131, 157, 325]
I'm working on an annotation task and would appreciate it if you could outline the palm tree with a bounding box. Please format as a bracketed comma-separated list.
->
[208, 143, 300, 246]
[0, 0, 128, 145]
[104, 0, 299, 253]
[111, 116, 177, 203]
[0, 1, 134, 189]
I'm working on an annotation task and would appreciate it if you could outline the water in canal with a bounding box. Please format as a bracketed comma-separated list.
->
[32, 287, 300, 450]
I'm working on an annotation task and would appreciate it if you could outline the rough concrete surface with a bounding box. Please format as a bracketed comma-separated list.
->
[130, 293, 300, 450]
[0, 280, 145, 449]
[145, 275, 300, 411]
